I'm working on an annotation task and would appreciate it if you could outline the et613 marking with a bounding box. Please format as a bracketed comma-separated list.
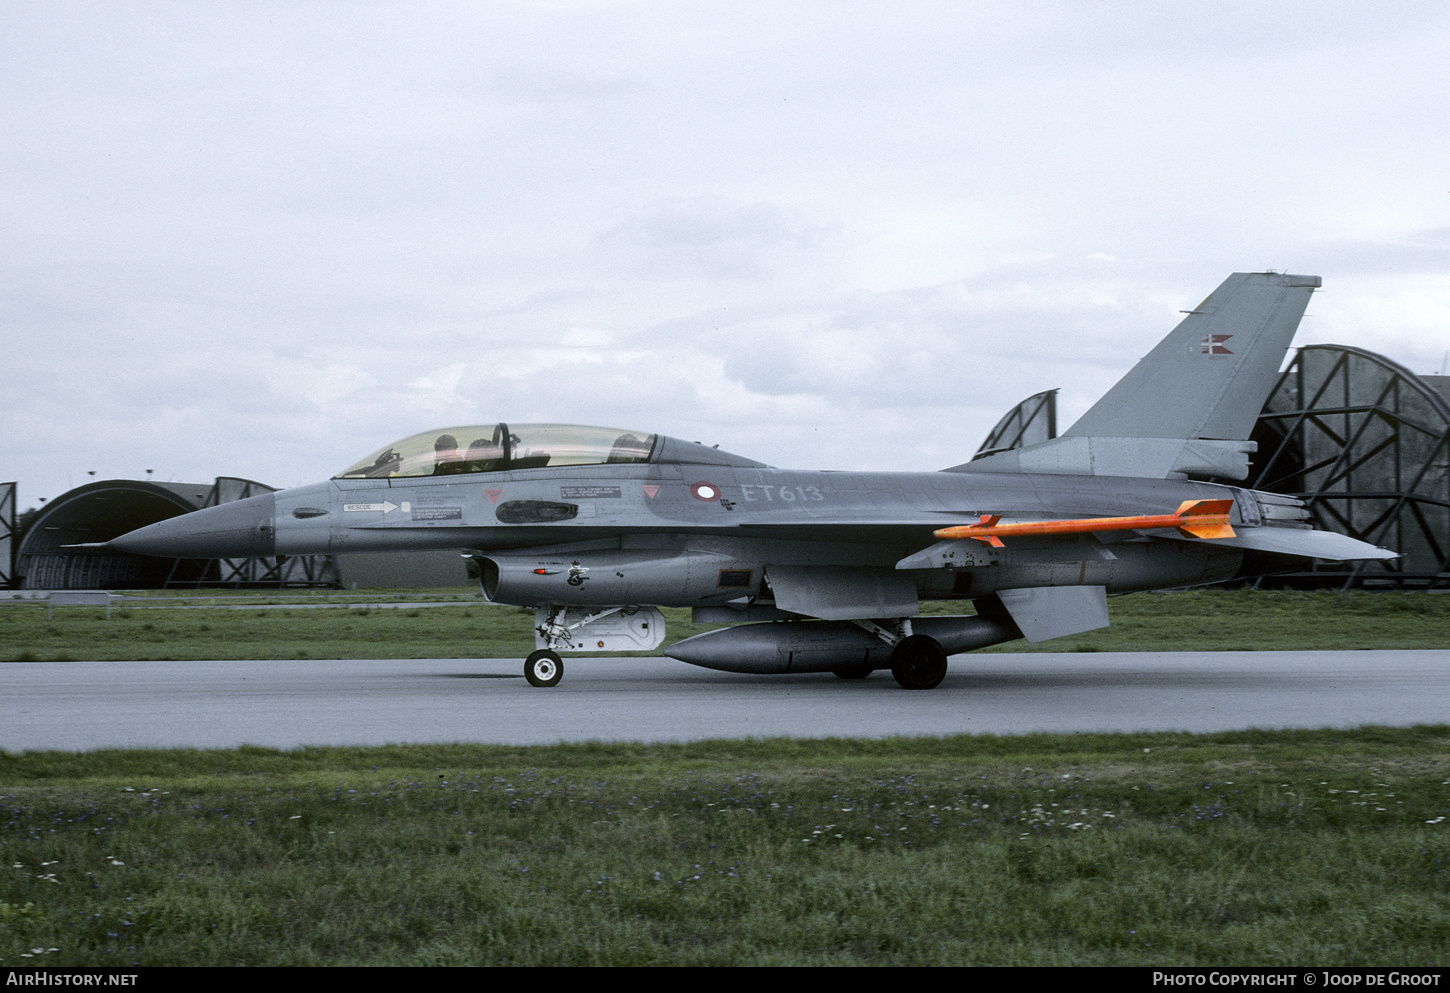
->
[740, 484, 824, 503]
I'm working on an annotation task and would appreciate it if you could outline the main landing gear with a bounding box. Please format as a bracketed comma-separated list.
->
[831, 632, 951, 688]
[842, 619, 950, 689]
[889, 634, 948, 690]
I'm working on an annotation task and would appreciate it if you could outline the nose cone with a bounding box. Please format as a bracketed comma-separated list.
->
[109, 493, 277, 558]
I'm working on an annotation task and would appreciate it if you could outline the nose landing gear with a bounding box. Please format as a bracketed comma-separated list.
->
[524, 649, 563, 687]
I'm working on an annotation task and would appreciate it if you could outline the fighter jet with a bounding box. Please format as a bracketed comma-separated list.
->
[101, 272, 1396, 689]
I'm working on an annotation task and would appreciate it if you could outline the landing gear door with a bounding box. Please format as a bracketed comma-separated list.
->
[534, 605, 667, 653]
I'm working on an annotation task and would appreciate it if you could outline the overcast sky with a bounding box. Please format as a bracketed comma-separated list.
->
[5, 1, 1449, 506]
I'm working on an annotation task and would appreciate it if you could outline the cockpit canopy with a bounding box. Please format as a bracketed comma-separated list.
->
[335, 423, 658, 479]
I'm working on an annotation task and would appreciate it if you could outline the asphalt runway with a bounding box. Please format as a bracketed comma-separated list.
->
[3, 650, 1448, 752]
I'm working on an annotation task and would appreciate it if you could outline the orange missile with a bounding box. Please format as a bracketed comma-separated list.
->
[933, 498, 1236, 546]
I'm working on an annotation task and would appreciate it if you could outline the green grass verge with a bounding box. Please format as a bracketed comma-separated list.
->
[4, 588, 1448, 662]
[2, 728, 1449, 965]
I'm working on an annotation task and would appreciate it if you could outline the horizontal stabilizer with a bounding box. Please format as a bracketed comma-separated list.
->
[1172, 526, 1399, 561]
[934, 499, 1235, 545]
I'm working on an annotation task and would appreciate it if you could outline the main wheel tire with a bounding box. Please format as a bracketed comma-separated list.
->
[524, 649, 563, 687]
[833, 662, 874, 680]
[890, 635, 948, 690]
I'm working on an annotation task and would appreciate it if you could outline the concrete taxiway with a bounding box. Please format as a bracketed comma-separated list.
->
[2, 650, 1447, 752]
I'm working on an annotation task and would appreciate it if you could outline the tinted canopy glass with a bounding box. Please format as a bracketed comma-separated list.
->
[335, 424, 657, 479]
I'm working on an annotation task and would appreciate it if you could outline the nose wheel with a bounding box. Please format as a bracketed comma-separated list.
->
[524, 649, 563, 687]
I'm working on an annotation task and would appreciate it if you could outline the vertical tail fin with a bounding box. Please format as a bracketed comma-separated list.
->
[1063, 272, 1320, 442]
[953, 272, 1320, 480]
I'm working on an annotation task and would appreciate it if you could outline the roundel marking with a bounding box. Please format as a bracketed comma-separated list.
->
[690, 481, 720, 502]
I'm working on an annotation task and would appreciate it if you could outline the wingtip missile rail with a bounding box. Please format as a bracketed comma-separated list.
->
[933, 498, 1236, 546]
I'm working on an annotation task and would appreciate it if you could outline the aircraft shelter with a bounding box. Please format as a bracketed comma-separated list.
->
[1247, 346, 1449, 588]
[1, 482, 14, 588]
[7, 476, 341, 591]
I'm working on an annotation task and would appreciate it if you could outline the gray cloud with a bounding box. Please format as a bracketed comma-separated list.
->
[4, 1, 1449, 501]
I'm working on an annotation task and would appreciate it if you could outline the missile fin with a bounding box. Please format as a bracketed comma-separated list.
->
[1173, 498, 1236, 540]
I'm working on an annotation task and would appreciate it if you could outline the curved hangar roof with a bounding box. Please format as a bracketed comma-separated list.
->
[1248, 344, 1450, 588]
[16, 478, 271, 589]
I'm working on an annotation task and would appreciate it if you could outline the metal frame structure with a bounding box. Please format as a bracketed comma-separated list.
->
[1, 482, 15, 589]
[1247, 345, 1449, 588]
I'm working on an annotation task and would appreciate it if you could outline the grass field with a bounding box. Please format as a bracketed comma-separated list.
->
[2, 728, 1449, 966]
[3, 589, 1447, 965]
[3, 587, 1448, 662]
